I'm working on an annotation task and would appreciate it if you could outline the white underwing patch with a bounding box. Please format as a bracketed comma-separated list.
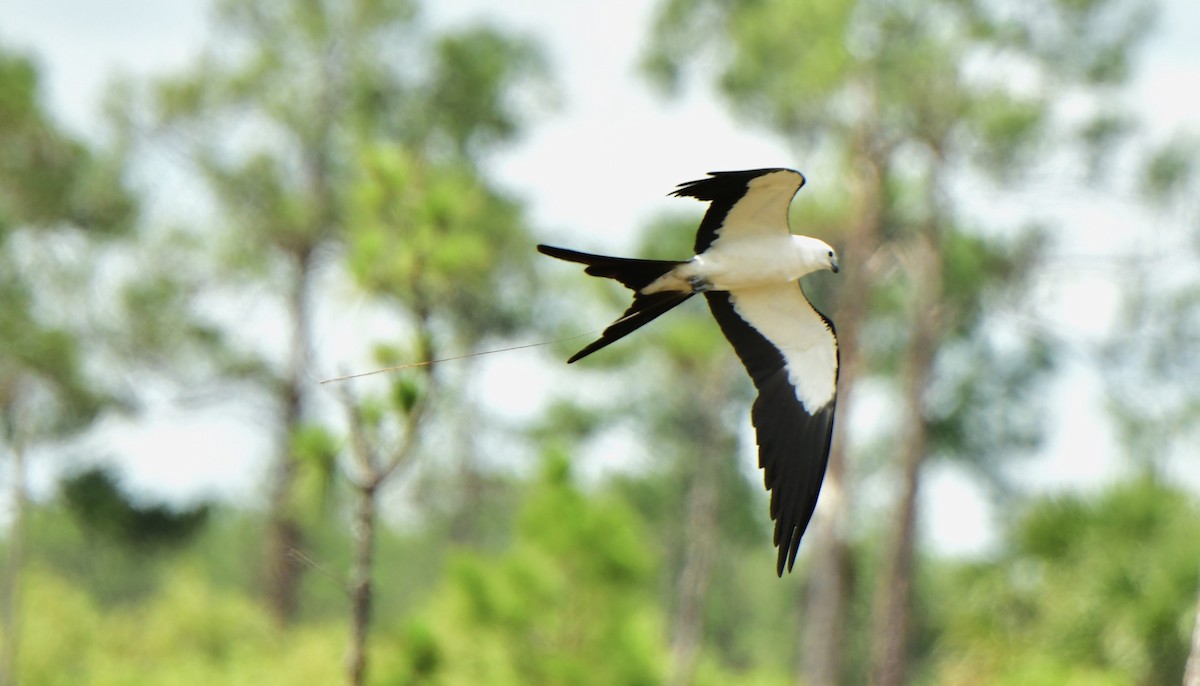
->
[730, 284, 838, 412]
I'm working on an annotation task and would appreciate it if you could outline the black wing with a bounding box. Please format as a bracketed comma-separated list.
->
[671, 168, 806, 254]
[705, 289, 837, 576]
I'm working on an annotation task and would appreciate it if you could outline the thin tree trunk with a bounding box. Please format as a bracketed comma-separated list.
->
[868, 238, 941, 686]
[340, 328, 432, 686]
[341, 423, 424, 686]
[667, 358, 740, 686]
[668, 428, 720, 686]
[346, 482, 378, 686]
[800, 151, 884, 686]
[265, 250, 315, 626]
[800, 449, 851, 686]
[1184, 571, 1200, 686]
[867, 425, 925, 686]
[0, 431, 26, 686]
[265, 37, 341, 625]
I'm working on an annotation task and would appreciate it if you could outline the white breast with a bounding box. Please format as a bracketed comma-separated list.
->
[694, 236, 807, 290]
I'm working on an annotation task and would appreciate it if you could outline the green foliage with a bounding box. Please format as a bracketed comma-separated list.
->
[422, 26, 552, 157]
[0, 42, 135, 449]
[929, 477, 1200, 685]
[924, 330, 1055, 482]
[923, 226, 1057, 478]
[969, 94, 1048, 180]
[392, 377, 422, 416]
[1140, 136, 1197, 207]
[646, 0, 855, 138]
[652, 0, 1041, 162]
[1078, 113, 1136, 182]
[3, 456, 1197, 685]
[346, 146, 535, 339]
[645, 0, 1151, 179]
[59, 467, 211, 550]
[131, 0, 554, 631]
[0, 269, 105, 437]
[291, 423, 342, 512]
[1102, 136, 1200, 465]
[13, 565, 343, 686]
[115, 259, 232, 372]
[389, 452, 668, 685]
[0, 51, 134, 237]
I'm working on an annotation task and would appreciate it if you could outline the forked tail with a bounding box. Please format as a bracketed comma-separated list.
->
[537, 244, 693, 363]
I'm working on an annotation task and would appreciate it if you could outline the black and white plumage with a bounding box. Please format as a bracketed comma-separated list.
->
[537, 168, 839, 575]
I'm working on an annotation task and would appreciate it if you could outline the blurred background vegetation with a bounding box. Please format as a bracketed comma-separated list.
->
[1, 0, 1199, 684]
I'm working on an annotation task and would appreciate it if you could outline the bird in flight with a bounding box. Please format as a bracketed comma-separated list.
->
[538, 168, 840, 575]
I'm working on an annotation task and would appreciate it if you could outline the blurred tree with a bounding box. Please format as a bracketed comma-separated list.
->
[390, 451, 669, 685]
[336, 27, 549, 686]
[12, 564, 345, 685]
[1189, 580, 1200, 686]
[0, 44, 136, 686]
[1104, 133, 1200, 686]
[142, 0, 418, 625]
[139, 0, 548, 632]
[59, 467, 210, 550]
[624, 218, 758, 686]
[1104, 135, 1199, 474]
[870, 223, 1053, 686]
[643, 0, 1153, 683]
[929, 476, 1200, 685]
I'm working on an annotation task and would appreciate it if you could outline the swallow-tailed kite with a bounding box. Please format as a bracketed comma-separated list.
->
[538, 168, 839, 575]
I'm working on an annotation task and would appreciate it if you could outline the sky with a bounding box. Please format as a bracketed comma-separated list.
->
[1, 0, 1198, 555]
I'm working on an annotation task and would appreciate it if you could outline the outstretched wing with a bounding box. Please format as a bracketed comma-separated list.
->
[705, 284, 838, 575]
[671, 168, 806, 254]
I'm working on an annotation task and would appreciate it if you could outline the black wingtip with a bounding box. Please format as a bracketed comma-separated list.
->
[775, 538, 796, 577]
[669, 168, 803, 201]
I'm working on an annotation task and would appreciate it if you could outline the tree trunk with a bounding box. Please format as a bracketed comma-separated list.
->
[346, 482, 378, 686]
[868, 238, 941, 686]
[0, 430, 26, 686]
[800, 453, 852, 686]
[867, 424, 925, 686]
[263, 37, 341, 625]
[668, 435, 719, 686]
[1184, 571, 1200, 686]
[800, 151, 884, 686]
[339, 330, 432, 686]
[667, 364, 737, 686]
[265, 250, 315, 626]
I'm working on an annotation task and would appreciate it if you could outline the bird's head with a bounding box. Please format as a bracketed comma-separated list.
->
[794, 236, 840, 275]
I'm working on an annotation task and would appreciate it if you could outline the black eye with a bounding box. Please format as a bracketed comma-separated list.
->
[827, 250, 834, 257]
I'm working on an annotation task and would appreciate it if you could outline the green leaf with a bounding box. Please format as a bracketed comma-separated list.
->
[391, 377, 422, 415]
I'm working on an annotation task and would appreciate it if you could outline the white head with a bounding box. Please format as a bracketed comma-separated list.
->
[792, 235, 840, 275]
